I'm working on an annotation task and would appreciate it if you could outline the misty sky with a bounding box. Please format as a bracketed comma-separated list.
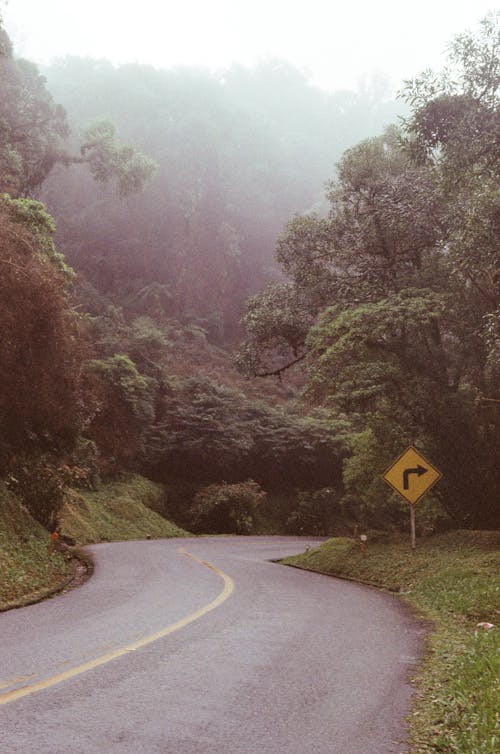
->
[3, 0, 495, 92]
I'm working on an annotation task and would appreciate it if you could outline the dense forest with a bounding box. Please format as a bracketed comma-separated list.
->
[0, 12, 498, 535]
[40, 56, 402, 341]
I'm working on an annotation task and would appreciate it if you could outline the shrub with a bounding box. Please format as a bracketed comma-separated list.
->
[286, 488, 340, 536]
[6, 455, 66, 531]
[86, 353, 156, 470]
[190, 479, 266, 534]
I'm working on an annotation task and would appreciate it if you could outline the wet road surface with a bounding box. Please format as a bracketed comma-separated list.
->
[0, 537, 423, 753]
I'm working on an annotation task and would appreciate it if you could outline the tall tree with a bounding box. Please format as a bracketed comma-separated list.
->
[0, 25, 69, 196]
[0, 195, 84, 460]
[0, 21, 156, 198]
[237, 15, 499, 527]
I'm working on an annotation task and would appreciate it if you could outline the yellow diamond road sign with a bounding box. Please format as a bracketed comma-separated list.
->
[383, 446, 442, 505]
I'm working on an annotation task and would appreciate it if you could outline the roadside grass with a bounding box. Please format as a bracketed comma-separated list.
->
[0, 484, 73, 610]
[0, 474, 190, 611]
[282, 531, 500, 754]
[61, 473, 191, 544]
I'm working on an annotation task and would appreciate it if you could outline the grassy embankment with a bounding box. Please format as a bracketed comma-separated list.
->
[0, 483, 73, 610]
[282, 531, 499, 754]
[61, 474, 189, 544]
[0, 474, 190, 611]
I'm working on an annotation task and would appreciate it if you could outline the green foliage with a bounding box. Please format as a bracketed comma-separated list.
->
[147, 374, 347, 490]
[306, 289, 446, 409]
[0, 484, 73, 610]
[238, 124, 446, 378]
[236, 282, 314, 377]
[0, 196, 84, 462]
[341, 428, 451, 532]
[285, 488, 339, 536]
[3, 193, 55, 234]
[71, 286, 344, 491]
[61, 474, 190, 544]
[1, 193, 73, 275]
[402, 12, 499, 170]
[68, 438, 100, 489]
[90, 354, 151, 410]
[238, 15, 500, 530]
[147, 376, 254, 481]
[80, 120, 157, 196]
[0, 27, 69, 196]
[283, 531, 500, 754]
[1, 13, 497, 540]
[190, 479, 266, 534]
[6, 456, 66, 531]
[40, 53, 404, 340]
[87, 354, 156, 470]
[341, 429, 404, 525]
[0, 21, 156, 200]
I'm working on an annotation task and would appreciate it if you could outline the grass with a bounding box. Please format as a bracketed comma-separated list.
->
[0, 473, 190, 611]
[61, 473, 190, 544]
[282, 530, 500, 754]
[0, 484, 73, 610]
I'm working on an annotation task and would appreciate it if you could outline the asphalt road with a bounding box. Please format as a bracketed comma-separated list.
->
[0, 537, 424, 753]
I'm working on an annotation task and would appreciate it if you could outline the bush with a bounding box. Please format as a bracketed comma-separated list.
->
[86, 353, 156, 470]
[286, 488, 340, 536]
[68, 438, 100, 489]
[190, 479, 266, 534]
[6, 455, 66, 531]
[157, 478, 199, 528]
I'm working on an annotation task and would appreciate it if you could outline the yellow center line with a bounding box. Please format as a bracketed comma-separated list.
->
[0, 673, 37, 690]
[0, 547, 234, 706]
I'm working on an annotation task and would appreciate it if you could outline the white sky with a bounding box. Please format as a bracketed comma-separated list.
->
[2, 0, 496, 92]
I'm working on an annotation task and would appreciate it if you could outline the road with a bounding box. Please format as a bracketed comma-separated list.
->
[0, 537, 424, 753]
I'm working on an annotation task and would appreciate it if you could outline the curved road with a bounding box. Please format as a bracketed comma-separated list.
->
[0, 537, 423, 753]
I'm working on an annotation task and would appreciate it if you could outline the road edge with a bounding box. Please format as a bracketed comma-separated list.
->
[0, 546, 94, 613]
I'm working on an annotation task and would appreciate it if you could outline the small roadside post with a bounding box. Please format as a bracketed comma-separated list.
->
[383, 446, 442, 550]
[360, 533, 367, 559]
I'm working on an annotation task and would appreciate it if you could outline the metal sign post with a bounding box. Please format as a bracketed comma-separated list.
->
[410, 506, 416, 550]
[383, 446, 442, 549]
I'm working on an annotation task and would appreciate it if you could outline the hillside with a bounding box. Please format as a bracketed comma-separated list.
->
[0, 484, 74, 610]
[61, 474, 189, 544]
[0, 475, 189, 612]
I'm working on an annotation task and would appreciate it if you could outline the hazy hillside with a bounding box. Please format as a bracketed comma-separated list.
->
[41, 58, 404, 342]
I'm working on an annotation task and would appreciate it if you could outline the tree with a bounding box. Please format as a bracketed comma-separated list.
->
[189, 480, 266, 534]
[235, 281, 314, 378]
[237, 15, 499, 528]
[80, 120, 157, 196]
[0, 21, 157, 198]
[238, 125, 446, 377]
[0, 26, 69, 196]
[39, 53, 404, 341]
[86, 354, 156, 471]
[304, 289, 494, 525]
[145, 375, 346, 491]
[0, 194, 86, 518]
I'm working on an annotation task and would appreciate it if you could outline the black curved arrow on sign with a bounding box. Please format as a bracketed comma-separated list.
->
[403, 465, 428, 490]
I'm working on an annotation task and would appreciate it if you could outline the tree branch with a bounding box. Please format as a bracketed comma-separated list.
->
[255, 351, 309, 379]
[464, 271, 498, 306]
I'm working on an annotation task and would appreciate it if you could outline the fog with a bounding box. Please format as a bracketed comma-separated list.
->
[0, 2, 498, 542]
[4, 0, 495, 92]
